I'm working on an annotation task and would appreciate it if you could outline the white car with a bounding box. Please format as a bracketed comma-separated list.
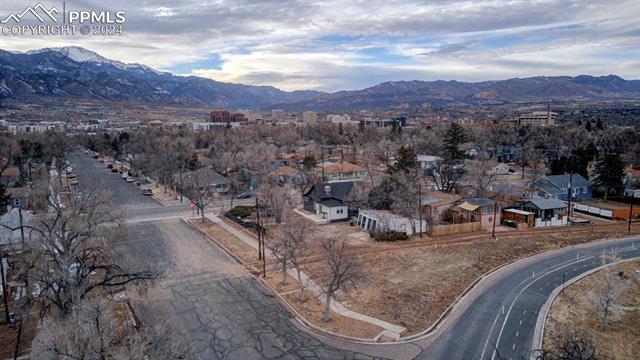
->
[126, 176, 135, 182]
[121, 172, 129, 179]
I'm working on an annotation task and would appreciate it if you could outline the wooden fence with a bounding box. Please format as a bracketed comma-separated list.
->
[429, 222, 481, 237]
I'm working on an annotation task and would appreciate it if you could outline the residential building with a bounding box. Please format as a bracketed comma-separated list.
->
[314, 162, 368, 181]
[356, 209, 427, 236]
[361, 117, 406, 128]
[6, 187, 29, 210]
[272, 166, 307, 186]
[519, 198, 568, 227]
[210, 110, 247, 124]
[177, 168, 230, 195]
[417, 155, 442, 171]
[452, 197, 501, 228]
[302, 181, 354, 222]
[534, 174, 592, 201]
[420, 191, 461, 222]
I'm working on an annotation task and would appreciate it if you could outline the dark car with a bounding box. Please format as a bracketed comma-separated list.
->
[235, 192, 252, 199]
[111, 168, 118, 173]
[107, 164, 113, 169]
[143, 189, 153, 196]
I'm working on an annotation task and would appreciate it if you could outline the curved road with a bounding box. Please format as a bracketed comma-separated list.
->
[71, 153, 640, 360]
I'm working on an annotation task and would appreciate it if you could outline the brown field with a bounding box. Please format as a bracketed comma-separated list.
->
[544, 259, 640, 360]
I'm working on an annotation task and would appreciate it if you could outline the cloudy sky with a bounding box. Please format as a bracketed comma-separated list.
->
[0, 0, 638, 91]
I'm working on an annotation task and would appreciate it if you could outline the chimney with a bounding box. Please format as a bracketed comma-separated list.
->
[324, 185, 331, 195]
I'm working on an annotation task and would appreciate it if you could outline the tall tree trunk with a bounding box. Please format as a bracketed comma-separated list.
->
[323, 294, 332, 322]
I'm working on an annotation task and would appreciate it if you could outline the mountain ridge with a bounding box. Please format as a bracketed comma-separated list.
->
[1, 46, 639, 110]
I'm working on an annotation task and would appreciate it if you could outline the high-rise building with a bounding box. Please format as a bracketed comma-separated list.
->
[302, 111, 318, 124]
[210, 110, 231, 123]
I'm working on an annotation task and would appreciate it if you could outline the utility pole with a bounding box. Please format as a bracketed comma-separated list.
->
[256, 197, 262, 261]
[629, 200, 634, 235]
[1, 251, 9, 323]
[321, 147, 325, 182]
[491, 201, 498, 238]
[418, 181, 423, 238]
[567, 172, 573, 218]
[18, 208, 25, 247]
[261, 222, 266, 278]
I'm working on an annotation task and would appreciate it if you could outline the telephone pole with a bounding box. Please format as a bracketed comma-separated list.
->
[629, 200, 634, 235]
[491, 200, 498, 238]
[418, 182, 423, 238]
[256, 197, 262, 261]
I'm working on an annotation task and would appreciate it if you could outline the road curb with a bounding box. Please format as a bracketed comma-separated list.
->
[529, 253, 640, 359]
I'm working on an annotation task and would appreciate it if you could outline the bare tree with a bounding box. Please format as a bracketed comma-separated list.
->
[257, 182, 292, 224]
[22, 183, 157, 317]
[590, 261, 629, 330]
[269, 217, 309, 287]
[32, 296, 191, 360]
[533, 331, 600, 360]
[466, 158, 497, 198]
[0, 134, 20, 177]
[182, 168, 219, 222]
[319, 237, 364, 321]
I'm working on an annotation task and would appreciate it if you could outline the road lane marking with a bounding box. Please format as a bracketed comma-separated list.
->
[490, 256, 595, 360]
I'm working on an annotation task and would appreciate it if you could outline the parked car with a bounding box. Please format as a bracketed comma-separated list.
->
[121, 172, 128, 179]
[235, 192, 252, 199]
[143, 189, 153, 196]
[126, 176, 135, 183]
[107, 164, 113, 169]
[68, 173, 77, 179]
[69, 179, 79, 186]
[111, 168, 118, 173]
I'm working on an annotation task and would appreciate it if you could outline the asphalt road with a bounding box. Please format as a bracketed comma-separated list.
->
[414, 238, 640, 360]
[70, 153, 640, 360]
[71, 153, 379, 360]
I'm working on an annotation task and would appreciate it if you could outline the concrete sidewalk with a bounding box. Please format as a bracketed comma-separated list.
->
[206, 213, 407, 339]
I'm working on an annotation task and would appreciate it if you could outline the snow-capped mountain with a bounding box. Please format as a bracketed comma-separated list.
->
[1, 46, 639, 110]
[24, 46, 165, 75]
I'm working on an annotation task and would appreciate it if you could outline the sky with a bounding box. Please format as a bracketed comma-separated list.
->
[0, 0, 638, 91]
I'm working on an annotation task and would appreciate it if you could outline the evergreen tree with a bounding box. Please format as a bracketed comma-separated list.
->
[585, 120, 592, 131]
[596, 118, 604, 130]
[593, 153, 625, 199]
[389, 146, 417, 174]
[443, 123, 466, 161]
[302, 155, 316, 170]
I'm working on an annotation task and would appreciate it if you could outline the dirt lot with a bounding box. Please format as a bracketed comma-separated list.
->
[544, 259, 640, 360]
[200, 210, 640, 338]
[305, 224, 640, 335]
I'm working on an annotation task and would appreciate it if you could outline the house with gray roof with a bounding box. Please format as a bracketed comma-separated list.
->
[302, 181, 354, 222]
[518, 198, 568, 227]
[534, 174, 592, 201]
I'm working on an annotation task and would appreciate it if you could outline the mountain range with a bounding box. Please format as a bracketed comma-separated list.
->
[0, 46, 639, 111]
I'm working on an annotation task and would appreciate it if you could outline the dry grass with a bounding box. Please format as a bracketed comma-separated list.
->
[305, 227, 640, 335]
[282, 293, 383, 339]
[0, 312, 39, 359]
[544, 260, 640, 360]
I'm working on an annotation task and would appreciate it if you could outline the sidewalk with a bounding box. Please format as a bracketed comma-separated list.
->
[205, 213, 407, 339]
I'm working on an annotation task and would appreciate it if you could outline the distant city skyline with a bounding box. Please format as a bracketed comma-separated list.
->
[0, 0, 638, 91]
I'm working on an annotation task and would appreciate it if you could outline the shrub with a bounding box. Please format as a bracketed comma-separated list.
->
[373, 230, 409, 242]
[228, 205, 253, 219]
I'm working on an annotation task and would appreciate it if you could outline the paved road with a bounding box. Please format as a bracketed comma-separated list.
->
[71, 153, 379, 360]
[414, 237, 640, 360]
[70, 153, 640, 360]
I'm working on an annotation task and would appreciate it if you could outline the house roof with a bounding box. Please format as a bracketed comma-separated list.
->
[546, 174, 590, 189]
[180, 168, 229, 185]
[1, 166, 20, 178]
[273, 166, 299, 177]
[6, 187, 29, 198]
[522, 198, 567, 210]
[467, 197, 497, 206]
[421, 191, 461, 206]
[304, 181, 353, 206]
[322, 162, 365, 174]
[458, 202, 479, 211]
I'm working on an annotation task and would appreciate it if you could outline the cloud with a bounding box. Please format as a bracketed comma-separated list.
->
[0, 0, 638, 91]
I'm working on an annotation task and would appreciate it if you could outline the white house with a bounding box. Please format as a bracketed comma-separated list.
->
[417, 155, 442, 170]
[302, 182, 353, 222]
[356, 209, 427, 236]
